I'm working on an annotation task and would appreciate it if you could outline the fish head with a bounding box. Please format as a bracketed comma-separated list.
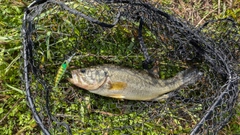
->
[68, 67, 109, 90]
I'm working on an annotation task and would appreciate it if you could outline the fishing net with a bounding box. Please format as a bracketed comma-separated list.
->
[21, 0, 240, 134]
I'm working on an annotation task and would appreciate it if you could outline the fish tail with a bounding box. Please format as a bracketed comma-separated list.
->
[160, 68, 203, 93]
[180, 68, 203, 85]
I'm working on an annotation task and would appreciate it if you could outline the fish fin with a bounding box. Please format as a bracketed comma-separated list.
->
[108, 94, 125, 99]
[181, 68, 203, 85]
[108, 82, 127, 90]
[152, 94, 170, 101]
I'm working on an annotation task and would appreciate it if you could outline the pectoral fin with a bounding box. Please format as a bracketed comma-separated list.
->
[108, 82, 127, 90]
[107, 94, 125, 99]
[152, 94, 170, 101]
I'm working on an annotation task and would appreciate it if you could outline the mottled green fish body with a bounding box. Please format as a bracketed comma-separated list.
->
[68, 65, 203, 101]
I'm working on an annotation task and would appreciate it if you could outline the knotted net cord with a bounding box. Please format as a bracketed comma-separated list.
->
[21, 0, 239, 134]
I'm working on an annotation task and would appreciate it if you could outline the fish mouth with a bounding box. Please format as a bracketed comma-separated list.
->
[68, 69, 108, 90]
[67, 70, 85, 88]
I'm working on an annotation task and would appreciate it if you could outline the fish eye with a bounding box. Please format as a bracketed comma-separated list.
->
[80, 69, 86, 73]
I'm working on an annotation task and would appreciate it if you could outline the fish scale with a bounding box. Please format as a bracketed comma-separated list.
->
[68, 65, 203, 101]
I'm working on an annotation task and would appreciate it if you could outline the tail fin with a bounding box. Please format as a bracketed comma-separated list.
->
[181, 68, 203, 85]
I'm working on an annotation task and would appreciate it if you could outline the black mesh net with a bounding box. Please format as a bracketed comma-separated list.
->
[21, 0, 240, 134]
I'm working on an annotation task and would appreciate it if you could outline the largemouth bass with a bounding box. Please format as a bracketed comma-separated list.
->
[68, 65, 203, 101]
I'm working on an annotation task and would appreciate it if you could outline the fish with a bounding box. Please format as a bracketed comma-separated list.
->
[54, 53, 76, 88]
[68, 65, 203, 101]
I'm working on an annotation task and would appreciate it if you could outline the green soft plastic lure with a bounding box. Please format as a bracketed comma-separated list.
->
[54, 53, 76, 88]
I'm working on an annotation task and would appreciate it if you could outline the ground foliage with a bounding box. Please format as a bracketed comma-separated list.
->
[0, 0, 240, 134]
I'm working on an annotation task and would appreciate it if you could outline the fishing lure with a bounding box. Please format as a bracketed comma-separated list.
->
[54, 53, 76, 88]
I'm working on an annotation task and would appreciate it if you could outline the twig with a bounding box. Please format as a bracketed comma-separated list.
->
[218, 0, 221, 14]
[93, 110, 118, 116]
[55, 113, 80, 118]
[196, 9, 217, 28]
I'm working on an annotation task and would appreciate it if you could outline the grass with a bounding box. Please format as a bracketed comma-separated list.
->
[0, 1, 39, 134]
[0, 0, 239, 134]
